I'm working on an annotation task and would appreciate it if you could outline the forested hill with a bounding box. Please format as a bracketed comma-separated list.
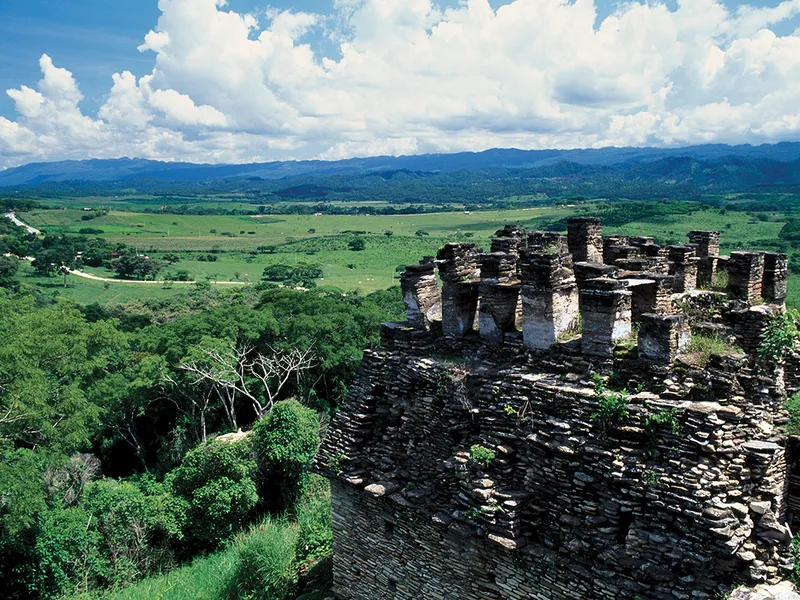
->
[3, 142, 800, 194]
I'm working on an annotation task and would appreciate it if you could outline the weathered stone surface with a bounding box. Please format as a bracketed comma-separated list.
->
[763, 253, 788, 305]
[437, 243, 482, 338]
[639, 314, 691, 365]
[580, 278, 632, 358]
[401, 258, 441, 329]
[479, 252, 520, 345]
[729, 252, 766, 304]
[520, 250, 579, 350]
[728, 582, 800, 600]
[568, 217, 603, 264]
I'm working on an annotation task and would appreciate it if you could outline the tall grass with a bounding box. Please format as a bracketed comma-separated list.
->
[227, 518, 299, 600]
[682, 334, 742, 367]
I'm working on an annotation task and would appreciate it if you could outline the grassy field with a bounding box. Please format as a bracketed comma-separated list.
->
[13, 203, 800, 307]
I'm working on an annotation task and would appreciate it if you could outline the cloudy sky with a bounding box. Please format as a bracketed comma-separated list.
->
[1, 0, 800, 169]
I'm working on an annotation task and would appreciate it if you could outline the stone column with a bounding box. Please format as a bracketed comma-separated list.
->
[567, 217, 603, 264]
[626, 275, 675, 323]
[436, 243, 482, 338]
[763, 253, 788, 305]
[603, 235, 629, 265]
[728, 251, 765, 304]
[479, 252, 520, 345]
[491, 225, 527, 256]
[639, 243, 669, 274]
[580, 278, 632, 358]
[638, 314, 691, 365]
[519, 250, 579, 350]
[574, 262, 619, 311]
[688, 231, 721, 286]
[668, 246, 699, 293]
[400, 258, 442, 330]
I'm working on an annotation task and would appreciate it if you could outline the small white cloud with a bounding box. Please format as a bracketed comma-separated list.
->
[138, 30, 170, 53]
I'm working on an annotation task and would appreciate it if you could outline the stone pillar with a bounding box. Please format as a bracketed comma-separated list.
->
[688, 230, 721, 259]
[626, 275, 675, 323]
[603, 235, 629, 265]
[519, 250, 579, 350]
[638, 314, 691, 365]
[567, 217, 603, 264]
[479, 252, 520, 345]
[639, 243, 669, 275]
[400, 258, 442, 330]
[580, 278, 632, 358]
[688, 231, 721, 286]
[763, 253, 788, 305]
[491, 225, 527, 256]
[728, 252, 765, 304]
[436, 243, 482, 338]
[731, 305, 781, 356]
[574, 262, 619, 310]
[668, 246, 699, 293]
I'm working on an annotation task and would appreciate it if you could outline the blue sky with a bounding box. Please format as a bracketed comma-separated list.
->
[1, 0, 800, 167]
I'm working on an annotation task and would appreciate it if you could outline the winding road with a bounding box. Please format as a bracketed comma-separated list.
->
[4, 213, 250, 287]
[4, 212, 41, 234]
[65, 268, 249, 286]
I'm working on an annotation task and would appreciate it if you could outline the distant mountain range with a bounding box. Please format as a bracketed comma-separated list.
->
[3, 142, 800, 187]
[4, 143, 800, 205]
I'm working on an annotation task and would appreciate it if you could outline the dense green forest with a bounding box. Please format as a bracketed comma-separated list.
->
[0, 255, 403, 599]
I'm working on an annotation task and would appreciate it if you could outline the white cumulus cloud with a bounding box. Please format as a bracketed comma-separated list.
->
[2, 0, 800, 169]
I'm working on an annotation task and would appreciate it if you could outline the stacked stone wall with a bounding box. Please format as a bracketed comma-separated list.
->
[321, 347, 794, 600]
[322, 217, 797, 600]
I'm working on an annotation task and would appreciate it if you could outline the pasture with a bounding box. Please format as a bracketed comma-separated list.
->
[15, 203, 800, 307]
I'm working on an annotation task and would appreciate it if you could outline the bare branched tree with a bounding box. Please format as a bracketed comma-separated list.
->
[178, 339, 317, 424]
[246, 345, 317, 417]
[161, 372, 217, 443]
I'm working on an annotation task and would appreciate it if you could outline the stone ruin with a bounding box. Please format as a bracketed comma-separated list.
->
[318, 217, 799, 600]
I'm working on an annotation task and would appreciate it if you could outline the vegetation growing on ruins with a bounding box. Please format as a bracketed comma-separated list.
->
[759, 309, 800, 363]
[469, 445, 496, 468]
[682, 335, 743, 367]
[785, 394, 800, 437]
[590, 374, 630, 433]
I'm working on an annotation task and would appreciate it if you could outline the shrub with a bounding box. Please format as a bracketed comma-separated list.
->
[347, 238, 366, 252]
[26, 506, 105, 599]
[168, 440, 258, 549]
[82, 477, 187, 585]
[227, 517, 299, 600]
[469, 444, 495, 468]
[590, 374, 629, 433]
[251, 401, 320, 510]
[759, 310, 799, 363]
